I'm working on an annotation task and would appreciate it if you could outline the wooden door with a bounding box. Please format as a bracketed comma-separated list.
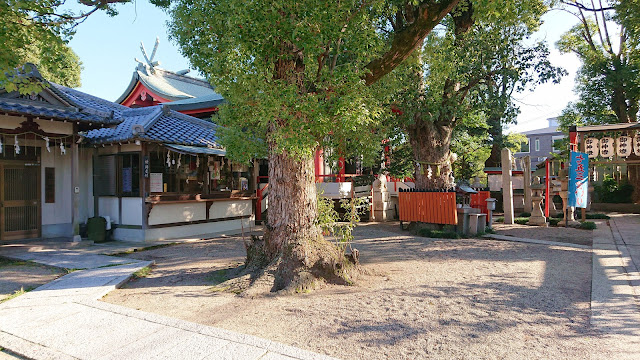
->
[0, 163, 41, 241]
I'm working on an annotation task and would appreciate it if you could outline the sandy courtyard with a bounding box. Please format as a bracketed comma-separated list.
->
[102, 223, 616, 359]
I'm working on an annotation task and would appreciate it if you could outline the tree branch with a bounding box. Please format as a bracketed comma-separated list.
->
[363, 0, 461, 86]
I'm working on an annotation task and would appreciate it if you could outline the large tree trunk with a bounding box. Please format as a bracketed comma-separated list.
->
[262, 149, 351, 291]
[485, 115, 503, 168]
[408, 117, 455, 189]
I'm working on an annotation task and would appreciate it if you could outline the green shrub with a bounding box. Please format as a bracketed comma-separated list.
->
[580, 221, 597, 230]
[495, 216, 504, 223]
[586, 213, 610, 219]
[418, 228, 460, 239]
[548, 218, 560, 226]
[551, 213, 564, 219]
[514, 217, 529, 225]
[519, 212, 531, 217]
[593, 175, 634, 203]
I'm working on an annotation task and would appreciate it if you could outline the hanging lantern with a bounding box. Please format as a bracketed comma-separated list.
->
[14, 135, 20, 155]
[585, 137, 599, 158]
[599, 137, 614, 158]
[616, 136, 632, 157]
[44, 137, 51, 152]
[634, 134, 640, 156]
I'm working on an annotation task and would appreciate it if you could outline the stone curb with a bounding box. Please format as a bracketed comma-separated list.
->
[482, 234, 591, 250]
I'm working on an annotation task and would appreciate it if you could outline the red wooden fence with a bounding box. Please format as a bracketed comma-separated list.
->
[470, 191, 491, 215]
[398, 190, 458, 225]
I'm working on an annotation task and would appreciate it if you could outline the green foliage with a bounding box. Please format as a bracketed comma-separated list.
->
[518, 212, 531, 217]
[593, 175, 634, 203]
[167, 0, 391, 163]
[417, 228, 460, 239]
[0, 1, 130, 92]
[548, 218, 560, 226]
[514, 217, 529, 225]
[386, 142, 416, 180]
[495, 216, 504, 223]
[316, 194, 362, 255]
[557, 3, 640, 126]
[580, 221, 597, 230]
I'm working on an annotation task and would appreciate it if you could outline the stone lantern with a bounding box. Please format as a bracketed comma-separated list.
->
[527, 176, 547, 226]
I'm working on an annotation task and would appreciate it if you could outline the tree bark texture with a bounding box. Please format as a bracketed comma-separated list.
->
[408, 117, 455, 189]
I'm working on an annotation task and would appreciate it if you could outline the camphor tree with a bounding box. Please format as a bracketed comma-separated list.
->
[0, 1, 131, 92]
[163, 0, 465, 292]
[387, 0, 562, 188]
[556, 0, 640, 201]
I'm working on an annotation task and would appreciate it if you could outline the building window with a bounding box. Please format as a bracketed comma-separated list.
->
[45, 167, 55, 203]
[534, 139, 540, 152]
[93, 153, 140, 197]
[552, 135, 565, 152]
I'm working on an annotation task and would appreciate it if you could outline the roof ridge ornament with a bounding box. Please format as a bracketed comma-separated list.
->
[135, 37, 161, 75]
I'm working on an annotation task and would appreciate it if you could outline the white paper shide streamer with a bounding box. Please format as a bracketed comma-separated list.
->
[14, 135, 20, 155]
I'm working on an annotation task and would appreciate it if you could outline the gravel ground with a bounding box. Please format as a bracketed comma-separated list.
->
[493, 223, 593, 246]
[0, 257, 65, 301]
[102, 223, 615, 359]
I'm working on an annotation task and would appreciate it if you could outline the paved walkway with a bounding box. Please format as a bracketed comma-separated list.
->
[0, 242, 334, 360]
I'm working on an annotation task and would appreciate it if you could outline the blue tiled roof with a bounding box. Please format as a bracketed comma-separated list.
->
[0, 100, 110, 123]
[51, 84, 129, 120]
[83, 105, 222, 148]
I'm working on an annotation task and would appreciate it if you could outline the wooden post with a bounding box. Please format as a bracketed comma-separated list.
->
[71, 138, 80, 240]
[501, 148, 514, 225]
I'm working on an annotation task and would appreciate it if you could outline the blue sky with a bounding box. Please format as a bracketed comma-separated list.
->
[69, 1, 580, 133]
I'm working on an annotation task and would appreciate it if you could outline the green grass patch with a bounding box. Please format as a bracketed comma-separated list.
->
[132, 266, 152, 279]
[495, 216, 504, 223]
[0, 257, 32, 268]
[580, 221, 597, 230]
[418, 228, 460, 239]
[207, 268, 231, 285]
[586, 213, 610, 219]
[548, 218, 561, 226]
[0, 286, 35, 304]
[514, 217, 530, 225]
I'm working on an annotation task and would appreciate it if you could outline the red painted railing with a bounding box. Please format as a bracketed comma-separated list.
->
[470, 191, 491, 215]
[256, 183, 269, 222]
[398, 190, 458, 225]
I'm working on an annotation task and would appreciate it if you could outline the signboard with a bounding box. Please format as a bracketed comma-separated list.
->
[585, 137, 599, 158]
[150, 173, 163, 193]
[568, 151, 589, 208]
[122, 167, 132, 193]
[143, 156, 150, 178]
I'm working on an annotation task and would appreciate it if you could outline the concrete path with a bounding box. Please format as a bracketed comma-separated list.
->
[0, 243, 334, 360]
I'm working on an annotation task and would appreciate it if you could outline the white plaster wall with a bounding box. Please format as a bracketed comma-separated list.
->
[209, 199, 252, 219]
[0, 116, 73, 135]
[98, 197, 120, 224]
[148, 202, 207, 226]
[114, 216, 255, 242]
[40, 143, 72, 226]
[121, 198, 143, 226]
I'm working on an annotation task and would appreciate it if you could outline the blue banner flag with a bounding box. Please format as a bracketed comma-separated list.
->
[568, 151, 589, 208]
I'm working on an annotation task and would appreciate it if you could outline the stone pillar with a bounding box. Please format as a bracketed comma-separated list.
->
[372, 175, 392, 221]
[523, 156, 532, 213]
[501, 148, 514, 225]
